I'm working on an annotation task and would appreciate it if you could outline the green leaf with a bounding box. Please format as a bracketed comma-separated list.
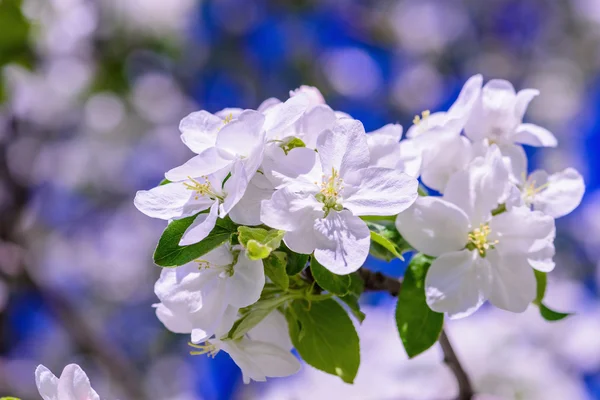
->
[153, 215, 237, 267]
[281, 244, 309, 275]
[227, 295, 292, 340]
[286, 299, 360, 383]
[159, 178, 171, 186]
[310, 257, 351, 295]
[264, 251, 289, 290]
[363, 216, 411, 262]
[238, 227, 285, 259]
[370, 231, 404, 261]
[396, 253, 443, 358]
[338, 294, 365, 323]
[533, 270, 572, 322]
[348, 272, 364, 296]
[539, 304, 572, 321]
[534, 269, 547, 305]
[281, 137, 306, 154]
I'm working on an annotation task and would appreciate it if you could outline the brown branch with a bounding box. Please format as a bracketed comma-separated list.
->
[359, 268, 402, 296]
[439, 329, 474, 400]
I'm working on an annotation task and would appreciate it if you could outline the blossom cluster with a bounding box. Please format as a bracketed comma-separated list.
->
[132, 78, 584, 384]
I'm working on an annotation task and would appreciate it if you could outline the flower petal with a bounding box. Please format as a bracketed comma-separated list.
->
[221, 159, 250, 216]
[317, 118, 370, 177]
[486, 251, 536, 313]
[343, 167, 418, 216]
[420, 135, 473, 192]
[134, 182, 210, 220]
[533, 168, 585, 218]
[443, 145, 510, 225]
[260, 187, 321, 231]
[515, 88, 540, 120]
[313, 211, 371, 274]
[395, 197, 470, 257]
[229, 179, 274, 226]
[512, 123, 558, 147]
[35, 365, 59, 400]
[179, 201, 219, 246]
[165, 150, 233, 182]
[263, 94, 310, 140]
[248, 311, 293, 351]
[217, 110, 266, 157]
[446, 74, 483, 122]
[301, 104, 337, 148]
[154, 303, 193, 334]
[179, 110, 222, 154]
[57, 364, 100, 400]
[228, 252, 265, 308]
[465, 79, 517, 142]
[425, 250, 492, 319]
[498, 142, 527, 182]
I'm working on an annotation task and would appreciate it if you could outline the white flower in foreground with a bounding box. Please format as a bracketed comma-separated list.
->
[35, 364, 99, 400]
[366, 123, 421, 177]
[396, 147, 555, 318]
[405, 74, 483, 191]
[134, 166, 240, 245]
[191, 311, 301, 384]
[513, 168, 585, 219]
[262, 118, 418, 274]
[154, 243, 264, 343]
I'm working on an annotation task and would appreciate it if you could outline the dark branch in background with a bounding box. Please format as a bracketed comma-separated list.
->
[357, 267, 474, 400]
[0, 117, 146, 399]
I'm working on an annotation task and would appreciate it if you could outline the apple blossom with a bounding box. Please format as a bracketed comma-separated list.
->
[396, 146, 556, 318]
[261, 118, 418, 274]
[35, 364, 100, 400]
[154, 243, 264, 343]
[366, 123, 422, 177]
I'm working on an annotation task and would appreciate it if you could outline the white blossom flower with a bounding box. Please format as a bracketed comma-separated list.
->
[134, 165, 245, 245]
[396, 146, 555, 318]
[262, 118, 418, 274]
[154, 243, 264, 342]
[191, 311, 301, 384]
[366, 123, 421, 177]
[35, 364, 100, 400]
[404, 74, 483, 191]
[512, 168, 586, 219]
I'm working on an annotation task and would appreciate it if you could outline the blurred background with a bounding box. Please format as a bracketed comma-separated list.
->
[1, 0, 600, 399]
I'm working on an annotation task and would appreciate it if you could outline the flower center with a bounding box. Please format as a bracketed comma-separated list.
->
[521, 174, 549, 206]
[466, 223, 498, 257]
[223, 113, 233, 124]
[315, 167, 344, 215]
[183, 176, 223, 201]
[189, 341, 220, 358]
[412, 110, 430, 125]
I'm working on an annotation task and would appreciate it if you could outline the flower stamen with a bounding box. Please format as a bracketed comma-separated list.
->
[466, 223, 498, 257]
[189, 342, 220, 358]
[315, 167, 344, 216]
[413, 110, 430, 125]
[183, 176, 223, 201]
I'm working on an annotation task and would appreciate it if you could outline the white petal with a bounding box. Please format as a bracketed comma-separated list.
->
[57, 364, 100, 400]
[154, 303, 193, 334]
[165, 150, 233, 182]
[283, 219, 319, 255]
[446, 74, 483, 122]
[366, 132, 403, 170]
[512, 123, 558, 147]
[533, 168, 585, 218]
[313, 211, 371, 274]
[257, 97, 282, 113]
[397, 139, 422, 177]
[248, 311, 293, 350]
[179, 201, 219, 246]
[369, 123, 403, 140]
[229, 179, 274, 226]
[498, 142, 527, 182]
[300, 104, 337, 148]
[239, 341, 301, 379]
[465, 79, 517, 142]
[262, 145, 319, 188]
[425, 250, 492, 319]
[489, 206, 555, 257]
[317, 118, 369, 177]
[134, 182, 207, 220]
[155, 263, 217, 313]
[228, 252, 265, 308]
[443, 145, 509, 225]
[212, 305, 240, 338]
[221, 159, 250, 216]
[486, 251, 536, 313]
[395, 197, 470, 257]
[216, 110, 266, 157]
[35, 365, 59, 400]
[420, 135, 473, 192]
[343, 167, 418, 216]
[290, 85, 325, 105]
[260, 187, 321, 231]
[515, 88, 539, 120]
[179, 110, 222, 154]
[264, 94, 310, 140]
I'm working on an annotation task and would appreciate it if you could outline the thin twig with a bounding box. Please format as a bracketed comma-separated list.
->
[439, 329, 474, 400]
[359, 268, 402, 296]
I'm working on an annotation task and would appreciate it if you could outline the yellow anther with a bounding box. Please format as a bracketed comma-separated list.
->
[467, 223, 498, 257]
[413, 110, 430, 125]
[182, 176, 222, 201]
[522, 177, 550, 205]
[189, 342, 220, 358]
[223, 113, 233, 124]
[320, 167, 343, 198]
